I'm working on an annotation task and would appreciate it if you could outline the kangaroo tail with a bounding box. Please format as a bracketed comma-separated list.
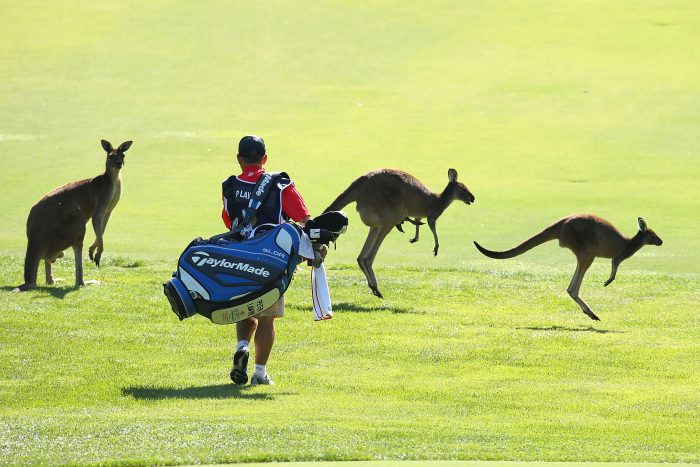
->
[473, 219, 564, 259]
[21, 238, 42, 287]
[323, 177, 366, 213]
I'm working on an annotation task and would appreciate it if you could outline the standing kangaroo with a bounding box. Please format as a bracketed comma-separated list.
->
[14, 140, 132, 291]
[473, 215, 663, 320]
[324, 168, 475, 298]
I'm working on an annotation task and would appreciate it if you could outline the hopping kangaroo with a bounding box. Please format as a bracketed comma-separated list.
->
[324, 168, 475, 298]
[474, 215, 663, 320]
[14, 140, 132, 291]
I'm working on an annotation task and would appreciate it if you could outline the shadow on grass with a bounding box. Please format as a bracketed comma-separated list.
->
[333, 301, 415, 314]
[122, 384, 294, 400]
[0, 285, 78, 299]
[519, 325, 622, 334]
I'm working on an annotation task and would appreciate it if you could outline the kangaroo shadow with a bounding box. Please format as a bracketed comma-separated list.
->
[518, 325, 622, 334]
[122, 384, 294, 400]
[1, 285, 78, 299]
[333, 301, 415, 314]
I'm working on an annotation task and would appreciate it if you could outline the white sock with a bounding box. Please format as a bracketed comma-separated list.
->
[237, 340, 249, 351]
[254, 364, 266, 378]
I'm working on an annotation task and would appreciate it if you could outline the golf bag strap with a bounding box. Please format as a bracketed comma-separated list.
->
[241, 171, 285, 226]
[216, 171, 288, 241]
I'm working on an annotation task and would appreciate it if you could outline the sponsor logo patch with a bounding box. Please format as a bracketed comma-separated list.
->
[189, 251, 271, 278]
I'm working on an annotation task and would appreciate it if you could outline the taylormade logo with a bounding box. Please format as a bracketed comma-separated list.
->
[190, 252, 270, 278]
[255, 174, 272, 197]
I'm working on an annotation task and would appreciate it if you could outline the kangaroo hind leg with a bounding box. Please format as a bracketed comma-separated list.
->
[74, 243, 99, 287]
[357, 225, 392, 298]
[73, 244, 86, 287]
[45, 259, 54, 285]
[567, 255, 599, 321]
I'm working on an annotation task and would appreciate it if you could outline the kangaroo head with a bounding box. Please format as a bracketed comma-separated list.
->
[446, 168, 475, 205]
[638, 217, 663, 246]
[101, 140, 132, 170]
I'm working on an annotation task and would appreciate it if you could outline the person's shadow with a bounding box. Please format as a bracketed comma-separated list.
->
[1, 285, 78, 299]
[122, 384, 294, 400]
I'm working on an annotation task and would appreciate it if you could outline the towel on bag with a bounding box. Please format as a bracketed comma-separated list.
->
[311, 263, 332, 320]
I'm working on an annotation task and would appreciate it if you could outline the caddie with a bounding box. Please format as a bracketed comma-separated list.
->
[221, 135, 314, 386]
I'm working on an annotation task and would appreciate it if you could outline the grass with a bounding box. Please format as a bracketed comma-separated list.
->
[1, 255, 698, 464]
[198, 464, 696, 467]
[1, 0, 699, 465]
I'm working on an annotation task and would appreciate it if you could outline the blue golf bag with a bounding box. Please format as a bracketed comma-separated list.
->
[163, 211, 348, 325]
[164, 222, 304, 324]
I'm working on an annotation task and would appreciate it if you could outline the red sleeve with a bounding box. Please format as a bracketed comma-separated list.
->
[281, 184, 311, 222]
[222, 194, 232, 229]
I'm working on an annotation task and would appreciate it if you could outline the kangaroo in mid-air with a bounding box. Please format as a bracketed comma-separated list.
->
[474, 215, 663, 320]
[14, 140, 132, 291]
[324, 168, 475, 298]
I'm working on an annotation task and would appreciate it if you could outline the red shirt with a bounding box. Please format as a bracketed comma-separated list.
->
[221, 166, 310, 229]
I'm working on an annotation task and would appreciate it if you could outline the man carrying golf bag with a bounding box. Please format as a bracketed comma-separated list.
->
[221, 135, 315, 386]
[164, 135, 346, 386]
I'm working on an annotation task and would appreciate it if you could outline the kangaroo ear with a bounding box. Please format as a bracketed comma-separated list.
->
[101, 140, 113, 153]
[638, 217, 647, 231]
[118, 141, 133, 153]
[448, 168, 458, 182]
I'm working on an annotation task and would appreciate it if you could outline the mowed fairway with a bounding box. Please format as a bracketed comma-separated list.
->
[1, 1, 699, 465]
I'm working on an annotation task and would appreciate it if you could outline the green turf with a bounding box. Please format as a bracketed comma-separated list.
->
[205, 464, 697, 467]
[1, 0, 699, 465]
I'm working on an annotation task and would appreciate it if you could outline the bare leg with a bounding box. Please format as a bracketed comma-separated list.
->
[253, 316, 275, 365]
[567, 255, 599, 321]
[604, 257, 621, 287]
[237, 317, 258, 343]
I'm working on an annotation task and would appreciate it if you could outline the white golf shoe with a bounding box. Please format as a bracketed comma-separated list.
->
[250, 373, 274, 386]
